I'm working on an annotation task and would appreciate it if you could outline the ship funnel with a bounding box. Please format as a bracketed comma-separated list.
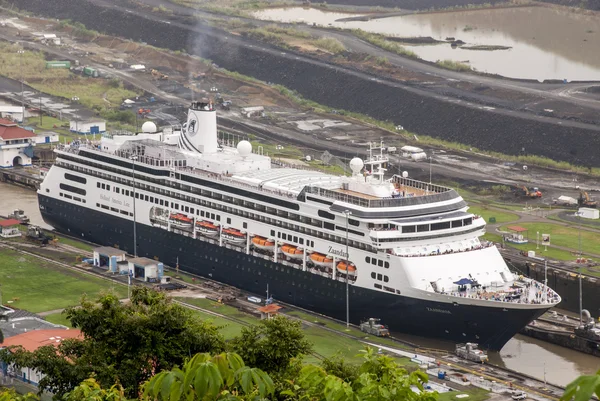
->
[179, 100, 218, 154]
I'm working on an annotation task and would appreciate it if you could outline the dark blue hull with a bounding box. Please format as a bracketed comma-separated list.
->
[39, 194, 548, 350]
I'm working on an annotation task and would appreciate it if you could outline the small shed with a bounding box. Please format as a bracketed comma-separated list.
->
[128, 257, 164, 282]
[257, 304, 282, 320]
[0, 219, 21, 238]
[93, 246, 127, 272]
[579, 208, 599, 220]
[505, 225, 528, 244]
[34, 131, 59, 145]
[69, 119, 106, 135]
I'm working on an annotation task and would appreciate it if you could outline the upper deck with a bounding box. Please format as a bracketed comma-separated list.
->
[305, 176, 458, 209]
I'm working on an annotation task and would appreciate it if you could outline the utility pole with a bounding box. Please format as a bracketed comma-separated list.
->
[18, 49, 25, 123]
[39, 91, 42, 125]
[344, 210, 351, 329]
[131, 154, 138, 257]
[578, 211, 583, 324]
[429, 154, 432, 184]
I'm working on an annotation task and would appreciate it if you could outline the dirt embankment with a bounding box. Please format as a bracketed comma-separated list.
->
[312, 0, 506, 9]
[12, 0, 600, 167]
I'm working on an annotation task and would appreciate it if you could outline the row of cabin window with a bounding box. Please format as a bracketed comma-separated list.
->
[373, 225, 482, 243]
[59, 193, 86, 204]
[64, 161, 376, 253]
[273, 230, 315, 247]
[370, 272, 389, 283]
[365, 256, 389, 268]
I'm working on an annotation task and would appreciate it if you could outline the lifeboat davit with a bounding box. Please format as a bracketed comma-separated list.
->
[169, 213, 193, 228]
[310, 253, 334, 267]
[281, 244, 303, 259]
[336, 261, 357, 276]
[222, 228, 247, 243]
[196, 220, 219, 236]
[252, 236, 275, 251]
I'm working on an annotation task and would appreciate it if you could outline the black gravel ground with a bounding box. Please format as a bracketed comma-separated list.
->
[12, 0, 600, 167]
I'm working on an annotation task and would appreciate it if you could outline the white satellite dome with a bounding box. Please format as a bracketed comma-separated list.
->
[237, 140, 252, 157]
[141, 121, 157, 133]
[402, 171, 409, 178]
[349, 157, 364, 174]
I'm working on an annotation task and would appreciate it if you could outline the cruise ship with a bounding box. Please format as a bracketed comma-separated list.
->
[37, 101, 560, 350]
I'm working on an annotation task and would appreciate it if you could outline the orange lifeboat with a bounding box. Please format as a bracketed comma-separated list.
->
[222, 228, 246, 243]
[252, 236, 275, 251]
[196, 220, 218, 236]
[310, 253, 334, 267]
[169, 213, 193, 228]
[281, 244, 303, 259]
[336, 261, 357, 277]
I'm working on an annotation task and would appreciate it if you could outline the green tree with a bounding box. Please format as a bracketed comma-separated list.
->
[143, 352, 274, 401]
[0, 288, 225, 398]
[562, 369, 600, 401]
[63, 378, 127, 401]
[230, 316, 312, 373]
[286, 347, 436, 401]
[0, 389, 38, 401]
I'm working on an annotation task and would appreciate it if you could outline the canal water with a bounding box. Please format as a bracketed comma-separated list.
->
[0, 181, 598, 385]
[253, 6, 600, 81]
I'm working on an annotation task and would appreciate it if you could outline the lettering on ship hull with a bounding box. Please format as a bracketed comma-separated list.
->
[426, 307, 452, 314]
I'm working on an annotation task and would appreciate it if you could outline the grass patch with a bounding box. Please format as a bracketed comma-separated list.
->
[44, 312, 73, 328]
[177, 297, 257, 325]
[0, 248, 127, 313]
[51, 233, 94, 252]
[312, 37, 346, 54]
[436, 59, 472, 72]
[350, 29, 418, 59]
[499, 222, 600, 256]
[0, 42, 141, 113]
[191, 310, 246, 339]
[467, 206, 519, 224]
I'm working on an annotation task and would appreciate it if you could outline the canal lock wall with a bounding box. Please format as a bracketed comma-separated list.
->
[13, 0, 600, 167]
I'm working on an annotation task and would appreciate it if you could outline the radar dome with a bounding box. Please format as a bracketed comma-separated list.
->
[141, 121, 157, 133]
[402, 171, 408, 178]
[237, 140, 252, 157]
[349, 157, 364, 174]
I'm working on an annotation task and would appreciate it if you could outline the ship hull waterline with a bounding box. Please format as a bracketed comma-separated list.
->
[39, 194, 549, 351]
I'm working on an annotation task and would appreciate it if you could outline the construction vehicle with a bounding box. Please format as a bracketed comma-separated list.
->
[151, 69, 168, 80]
[138, 108, 151, 118]
[516, 185, 542, 198]
[360, 318, 390, 337]
[455, 343, 488, 363]
[26, 226, 50, 246]
[578, 191, 597, 208]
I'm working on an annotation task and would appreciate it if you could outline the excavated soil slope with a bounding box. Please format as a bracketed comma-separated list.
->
[14, 0, 600, 166]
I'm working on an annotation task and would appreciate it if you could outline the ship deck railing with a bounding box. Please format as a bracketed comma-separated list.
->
[390, 240, 493, 258]
[305, 176, 457, 208]
[436, 278, 560, 306]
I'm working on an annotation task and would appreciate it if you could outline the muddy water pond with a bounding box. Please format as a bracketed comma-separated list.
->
[253, 6, 600, 81]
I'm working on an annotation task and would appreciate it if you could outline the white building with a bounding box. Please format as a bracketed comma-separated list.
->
[0, 219, 21, 238]
[34, 131, 59, 145]
[0, 119, 36, 168]
[578, 208, 599, 220]
[69, 119, 106, 135]
[400, 146, 428, 162]
[128, 257, 164, 282]
[93, 246, 127, 273]
[0, 329, 81, 387]
[0, 106, 25, 123]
